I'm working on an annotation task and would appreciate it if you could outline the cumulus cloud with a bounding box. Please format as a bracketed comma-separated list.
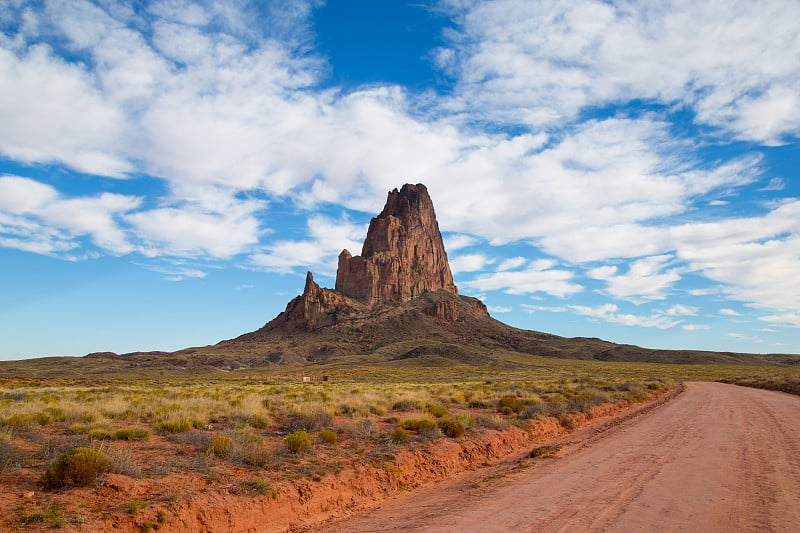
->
[250, 215, 365, 275]
[450, 253, 494, 274]
[588, 255, 683, 302]
[0, 46, 130, 176]
[443, 234, 480, 252]
[126, 201, 263, 259]
[440, 0, 800, 143]
[0, 175, 140, 256]
[462, 259, 582, 298]
[671, 201, 800, 313]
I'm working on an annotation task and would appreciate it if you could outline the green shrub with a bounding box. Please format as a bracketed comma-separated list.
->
[454, 414, 473, 428]
[34, 412, 54, 425]
[43, 407, 66, 421]
[210, 435, 233, 458]
[281, 409, 332, 433]
[567, 389, 612, 412]
[390, 427, 411, 444]
[318, 429, 337, 446]
[153, 417, 199, 434]
[400, 418, 436, 432]
[87, 429, 113, 440]
[437, 418, 465, 438]
[497, 396, 525, 415]
[1, 413, 34, 428]
[127, 499, 148, 514]
[474, 414, 509, 430]
[241, 479, 273, 496]
[520, 402, 548, 419]
[284, 430, 313, 454]
[42, 447, 115, 489]
[248, 413, 271, 429]
[113, 427, 152, 441]
[391, 399, 422, 411]
[427, 404, 448, 418]
[229, 431, 272, 467]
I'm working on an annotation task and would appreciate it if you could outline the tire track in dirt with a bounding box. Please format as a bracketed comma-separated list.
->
[314, 382, 800, 533]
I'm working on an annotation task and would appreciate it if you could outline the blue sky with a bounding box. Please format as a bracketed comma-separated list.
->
[1, 0, 799, 360]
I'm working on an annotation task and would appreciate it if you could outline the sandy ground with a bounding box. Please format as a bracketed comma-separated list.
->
[313, 382, 800, 532]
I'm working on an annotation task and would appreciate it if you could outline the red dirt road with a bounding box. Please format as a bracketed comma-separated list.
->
[314, 382, 800, 532]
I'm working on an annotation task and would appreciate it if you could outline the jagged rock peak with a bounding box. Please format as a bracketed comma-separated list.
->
[336, 183, 457, 305]
[266, 271, 364, 332]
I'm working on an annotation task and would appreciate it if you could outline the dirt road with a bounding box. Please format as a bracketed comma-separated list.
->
[314, 382, 800, 532]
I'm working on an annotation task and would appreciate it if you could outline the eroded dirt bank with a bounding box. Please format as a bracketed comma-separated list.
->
[313, 382, 800, 532]
[154, 387, 680, 533]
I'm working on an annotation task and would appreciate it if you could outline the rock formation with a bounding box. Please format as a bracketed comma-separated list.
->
[262, 183, 469, 333]
[336, 184, 457, 305]
[267, 272, 365, 332]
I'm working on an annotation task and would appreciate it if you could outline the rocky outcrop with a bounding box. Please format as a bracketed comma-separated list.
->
[335, 184, 457, 305]
[256, 183, 473, 335]
[264, 272, 364, 332]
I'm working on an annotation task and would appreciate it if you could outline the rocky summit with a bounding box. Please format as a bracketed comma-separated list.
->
[259, 183, 473, 334]
[336, 183, 458, 305]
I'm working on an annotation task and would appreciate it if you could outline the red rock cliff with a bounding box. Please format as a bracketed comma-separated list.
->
[335, 184, 458, 305]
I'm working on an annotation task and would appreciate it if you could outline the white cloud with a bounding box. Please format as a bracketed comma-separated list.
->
[441, 0, 800, 143]
[497, 256, 526, 271]
[665, 304, 698, 317]
[520, 304, 568, 314]
[682, 324, 710, 331]
[444, 234, 480, 251]
[450, 253, 493, 274]
[728, 333, 763, 344]
[126, 200, 262, 259]
[587, 254, 683, 302]
[569, 303, 682, 329]
[0, 175, 140, 256]
[487, 305, 512, 313]
[720, 308, 741, 316]
[463, 259, 582, 298]
[250, 215, 365, 275]
[759, 178, 785, 192]
[147, 0, 211, 26]
[0, 175, 57, 212]
[0, 46, 130, 176]
[759, 313, 800, 328]
[671, 201, 800, 313]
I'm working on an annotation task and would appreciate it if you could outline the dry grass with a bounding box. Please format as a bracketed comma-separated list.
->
[719, 375, 800, 396]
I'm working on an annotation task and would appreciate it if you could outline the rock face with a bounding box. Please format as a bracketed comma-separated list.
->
[257, 183, 472, 335]
[335, 183, 457, 305]
[264, 272, 364, 333]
